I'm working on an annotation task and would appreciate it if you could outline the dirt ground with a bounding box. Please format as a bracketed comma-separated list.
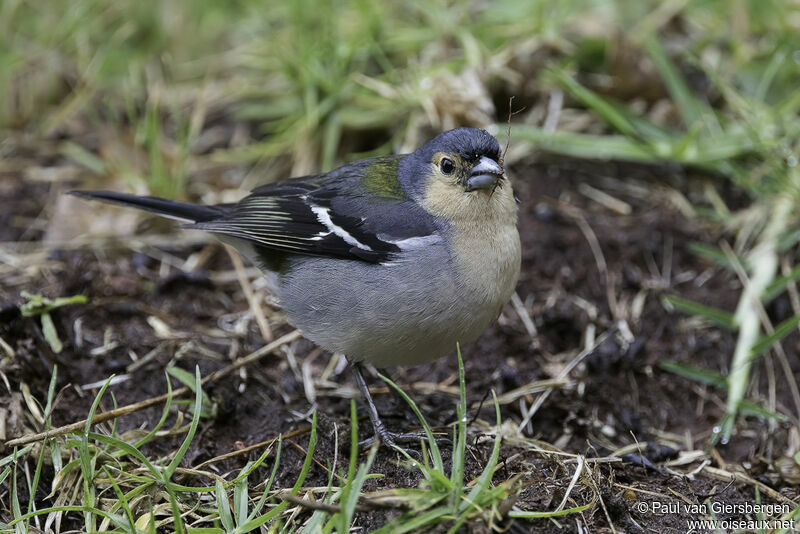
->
[1, 151, 799, 532]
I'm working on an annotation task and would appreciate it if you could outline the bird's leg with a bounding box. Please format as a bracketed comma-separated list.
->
[350, 362, 426, 449]
[351, 363, 393, 445]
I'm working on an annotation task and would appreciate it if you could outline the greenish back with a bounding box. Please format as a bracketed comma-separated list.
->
[361, 156, 407, 200]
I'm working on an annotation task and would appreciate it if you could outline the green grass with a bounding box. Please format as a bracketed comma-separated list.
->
[372, 349, 511, 532]
[2, 367, 316, 533]
[19, 292, 87, 353]
[1, 0, 607, 191]
[2, 351, 532, 532]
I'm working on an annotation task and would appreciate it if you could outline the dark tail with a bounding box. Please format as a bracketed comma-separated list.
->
[69, 190, 228, 223]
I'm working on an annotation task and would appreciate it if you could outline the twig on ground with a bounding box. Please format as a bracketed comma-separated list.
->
[511, 291, 538, 345]
[280, 493, 344, 514]
[701, 465, 798, 505]
[194, 426, 310, 470]
[226, 244, 273, 342]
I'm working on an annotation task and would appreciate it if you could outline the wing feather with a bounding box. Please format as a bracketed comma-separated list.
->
[187, 157, 439, 263]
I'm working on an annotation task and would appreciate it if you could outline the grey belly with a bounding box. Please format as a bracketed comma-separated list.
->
[275, 246, 484, 367]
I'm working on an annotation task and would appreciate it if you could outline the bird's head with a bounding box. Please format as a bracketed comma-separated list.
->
[400, 128, 513, 223]
[408, 127, 503, 193]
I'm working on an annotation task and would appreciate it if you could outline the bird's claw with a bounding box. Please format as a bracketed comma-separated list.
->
[359, 429, 452, 458]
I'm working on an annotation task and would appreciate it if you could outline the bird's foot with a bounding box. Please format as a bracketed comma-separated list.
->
[358, 431, 421, 452]
[358, 424, 452, 455]
[350, 361, 451, 455]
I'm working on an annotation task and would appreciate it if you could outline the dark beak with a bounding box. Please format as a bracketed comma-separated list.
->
[465, 156, 503, 192]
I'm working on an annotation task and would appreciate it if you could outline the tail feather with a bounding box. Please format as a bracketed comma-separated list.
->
[69, 190, 227, 223]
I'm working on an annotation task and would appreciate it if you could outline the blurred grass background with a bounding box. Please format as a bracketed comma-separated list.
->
[3, 0, 798, 190]
[4, 0, 798, 180]
[0, 0, 800, 176]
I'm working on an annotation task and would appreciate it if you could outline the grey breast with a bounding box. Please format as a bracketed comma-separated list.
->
[275, 239, 472, 366]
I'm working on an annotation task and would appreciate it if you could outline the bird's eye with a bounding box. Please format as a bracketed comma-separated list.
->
[440, 158, 455, 175]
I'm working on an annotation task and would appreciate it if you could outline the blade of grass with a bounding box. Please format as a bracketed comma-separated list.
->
[337, 400, 361, 533]
[339, 443, 378, 533]
[215, 479, 234, 532]
[238, 413, 316, 532]
[548, 68, 638, 138]
[509, 126, 658, 163]
[234, 463, 249, 527]
[663, 295, 736, 329]
[448, 346, 467, 513]
[164, 366, 203, 479]
[738, 400, 789, 423]
[26, 436, 48, 533]
[245, 435, 282, 523]
[749, 313, 800, 360]
[509, 501, 592, 519]
[102, 466, 138, 532]
[721, 194, 793, 444]
[763, 264, 800, 303]
[688, 242, 746, 271]
[132, 372, 175, 449]
[377, 372, 443, 473]
[659, 361, 728, 389]
[224, 445, 275, 489]
[643, 35, 711, 129]
[78, 376, 117, 532]
[461, 391, 503, 513]
[10, 452, 22, 534]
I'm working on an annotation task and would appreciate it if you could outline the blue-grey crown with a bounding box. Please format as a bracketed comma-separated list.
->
[418, 128, 501, 163]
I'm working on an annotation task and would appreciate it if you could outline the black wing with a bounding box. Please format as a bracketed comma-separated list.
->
[188, 157, 438, 263]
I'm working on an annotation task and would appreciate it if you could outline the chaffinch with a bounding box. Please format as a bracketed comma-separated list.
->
[71, 127, 521, 447]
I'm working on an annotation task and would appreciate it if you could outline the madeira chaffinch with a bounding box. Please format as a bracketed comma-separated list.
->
[71, 127, 522, 447]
